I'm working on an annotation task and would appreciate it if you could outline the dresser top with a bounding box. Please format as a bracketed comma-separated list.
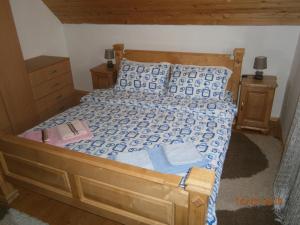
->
[25, 56, 69, 73]
[241, 75, 277, 88]
[90, 63, 115, 73]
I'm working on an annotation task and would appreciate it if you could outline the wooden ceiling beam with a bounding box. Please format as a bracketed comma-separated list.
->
[42, 0, 300, 25]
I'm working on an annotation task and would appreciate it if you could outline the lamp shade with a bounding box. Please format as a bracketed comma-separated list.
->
[104, 49, 114, 60]
[253, 56, 267, 70]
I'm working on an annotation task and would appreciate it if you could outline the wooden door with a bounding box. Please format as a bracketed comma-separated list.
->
[237, 86, 274, 131]
[0, 0, 38, 134]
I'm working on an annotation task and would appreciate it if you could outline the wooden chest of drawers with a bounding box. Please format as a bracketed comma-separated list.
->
[25, 56, 76, 122]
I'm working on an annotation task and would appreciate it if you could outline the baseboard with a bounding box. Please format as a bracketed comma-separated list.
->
[75, 89, 89, 97]
[269, 117, 282, 142]
[234, 117, 283, 142]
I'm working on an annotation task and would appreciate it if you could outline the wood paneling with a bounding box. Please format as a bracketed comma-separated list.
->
[0, 0, 38, 134]
[0, 131, 214, 225]
[0, 93, 12, 134]
[1, 153, 72, 197]
[42, 0, 300, 25]
[76, 176, 173, 225]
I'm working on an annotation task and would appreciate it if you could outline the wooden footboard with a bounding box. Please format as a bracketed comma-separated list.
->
[0, 132, 214, 225]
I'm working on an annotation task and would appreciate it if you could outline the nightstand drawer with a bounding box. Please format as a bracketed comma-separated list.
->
[29, 60, 71, 87]
[32, 73, 73, 100]
[35, 85, 75, 113]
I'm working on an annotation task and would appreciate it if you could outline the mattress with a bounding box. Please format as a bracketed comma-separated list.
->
[31, 89, 237, 225]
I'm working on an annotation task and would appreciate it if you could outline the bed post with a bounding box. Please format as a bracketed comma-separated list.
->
[185, 167, 215, 225]
[0, 132, 19, 204]
[113, 43, 124, 73]
[0, 172, 18, 204]
[0, 156, 18, 204]
[231, 48, 245, 103]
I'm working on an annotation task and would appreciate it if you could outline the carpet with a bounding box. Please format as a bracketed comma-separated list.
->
[217, 206, 281, 225]
[221, 132, 268, 179]
[217, 132, 283, 225]
[0, 207, 48, 225]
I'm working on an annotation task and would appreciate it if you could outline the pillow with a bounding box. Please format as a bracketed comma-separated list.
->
[115, 59, 171, 95]
[168, 64, 232, 100]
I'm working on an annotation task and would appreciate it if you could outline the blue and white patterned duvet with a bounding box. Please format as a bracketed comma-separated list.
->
[33, 89, 236, 225]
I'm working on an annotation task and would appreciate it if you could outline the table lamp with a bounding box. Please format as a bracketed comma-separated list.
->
[253, 56, 267, 80]
[104, 49, 114, 68]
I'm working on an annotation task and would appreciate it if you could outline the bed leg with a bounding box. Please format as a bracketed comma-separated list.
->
[185, 167, 215, 225]
[0, 152, 19, 204]
[0, 172, 18, 204]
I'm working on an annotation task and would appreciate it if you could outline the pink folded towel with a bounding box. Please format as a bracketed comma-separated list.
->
[20, 120, 93, 147]
[57, 120, 89, 140]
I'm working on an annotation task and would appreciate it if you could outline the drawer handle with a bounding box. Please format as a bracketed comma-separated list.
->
[240, 101, 245, 111]
[50, 70, 57, 74]
[56, 95, 63, 100]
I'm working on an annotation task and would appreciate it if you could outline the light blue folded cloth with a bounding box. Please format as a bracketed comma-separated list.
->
[147, 146, 210, 174]
[114, 150, 154, 170]
[161, 142, 200, 166]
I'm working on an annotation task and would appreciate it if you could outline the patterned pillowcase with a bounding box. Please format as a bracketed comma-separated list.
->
[168, 64, 232, 100]
[114, 59, 171, 95]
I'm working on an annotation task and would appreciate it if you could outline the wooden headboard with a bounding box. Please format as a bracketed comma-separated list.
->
[113, 43, 244, 103]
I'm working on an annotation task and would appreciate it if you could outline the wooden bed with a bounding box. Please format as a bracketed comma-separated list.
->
[0, 44, 244, 225]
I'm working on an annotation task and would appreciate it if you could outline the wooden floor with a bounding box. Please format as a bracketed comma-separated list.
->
[10, 187, 123, 225]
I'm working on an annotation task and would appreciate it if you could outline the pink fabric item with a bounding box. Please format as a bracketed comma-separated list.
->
[20, 121, 93, 147]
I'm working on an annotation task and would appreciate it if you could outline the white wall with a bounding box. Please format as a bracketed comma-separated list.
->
[9, 0, 68, 59]
[8, 0, 300, 117]
[280, 33, 300, 141]
[64, 25, 300, 117]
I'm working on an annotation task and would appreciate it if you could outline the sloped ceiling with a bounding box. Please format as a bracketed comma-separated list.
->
[42, 0, 300, 25]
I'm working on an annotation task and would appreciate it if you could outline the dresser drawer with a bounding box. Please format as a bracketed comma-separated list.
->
[29, 60, 71, 87]
[35, 85, 75, 114]
[32, 73, 73, 100]
[38, 96, 76, 122]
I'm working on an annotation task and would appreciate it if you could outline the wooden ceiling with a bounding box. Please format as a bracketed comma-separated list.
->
[42, 0, 300, 25]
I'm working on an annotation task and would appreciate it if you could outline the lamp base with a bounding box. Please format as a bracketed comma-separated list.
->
[254, 71, 263, 80]
[107, 60, 114, 69]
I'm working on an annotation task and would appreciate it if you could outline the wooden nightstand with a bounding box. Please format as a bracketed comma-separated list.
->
[90, 63, 117, 89]
[236, 75, 277, 133]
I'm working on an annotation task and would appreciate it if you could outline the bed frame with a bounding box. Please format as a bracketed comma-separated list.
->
[0, 44, 244, 225]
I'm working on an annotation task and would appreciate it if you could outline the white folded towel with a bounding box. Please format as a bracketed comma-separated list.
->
[57, 120, 88, 140]
[116, 151, 154, 170]
[162, 142, 200, 166]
